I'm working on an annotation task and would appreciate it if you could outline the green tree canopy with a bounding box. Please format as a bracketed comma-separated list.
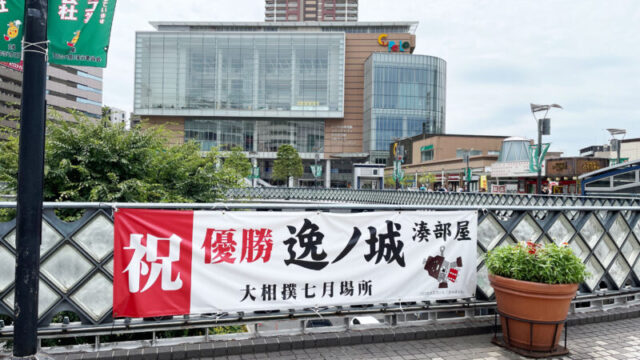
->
[0, 115, 244, 203]
[222, 146, 252, 179]
[272, 144, 303, 185]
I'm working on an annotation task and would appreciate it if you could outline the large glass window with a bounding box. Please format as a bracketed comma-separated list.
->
[363, 53, 446, 153]
[184, 118, 324, 153]
[421, 149, 434, 162]
[135, 32, 345, 119]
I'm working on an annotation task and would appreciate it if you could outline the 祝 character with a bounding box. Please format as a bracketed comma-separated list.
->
[123, 234, 183, 293]
[423, 246, 462, 288]
[67, 30, 81, 47]
[4, 20, 21, 41]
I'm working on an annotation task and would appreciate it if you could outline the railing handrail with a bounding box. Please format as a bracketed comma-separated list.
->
[0, 201, 639, 211]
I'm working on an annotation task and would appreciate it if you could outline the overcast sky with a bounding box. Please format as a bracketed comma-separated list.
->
[103, 0, 640, 156]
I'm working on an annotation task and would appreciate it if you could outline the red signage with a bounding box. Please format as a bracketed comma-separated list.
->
[113, 209, 194, 318]
[0, 61, 24, 72]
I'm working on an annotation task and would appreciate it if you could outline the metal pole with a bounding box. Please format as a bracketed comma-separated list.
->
[537, 119, 542, 194]
[14, 0, 48, 357]
[465, 153, 470, 192]
[394, 160, 399, 190]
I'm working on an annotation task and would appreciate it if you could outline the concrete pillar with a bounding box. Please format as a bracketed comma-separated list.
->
[325, 159, 331, 188]
[288, 176, 294, 188]
[251, 157, 258, 187]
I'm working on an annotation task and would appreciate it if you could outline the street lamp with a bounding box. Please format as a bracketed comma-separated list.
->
[607, 128, 626, 165]
[457, 148, 473, 192]
[530, 103, 563, 194]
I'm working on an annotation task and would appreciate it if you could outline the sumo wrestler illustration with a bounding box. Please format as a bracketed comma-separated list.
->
[67, 30, 81, 47]
[423, 246, 462, 288]
[4, 20, 21, 41]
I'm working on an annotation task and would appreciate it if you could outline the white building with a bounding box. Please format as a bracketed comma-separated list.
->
[106, 107, 129, 129]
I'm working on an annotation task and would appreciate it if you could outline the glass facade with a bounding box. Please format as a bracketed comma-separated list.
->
[185, 119, 324, 153]
[497, 140, 531, 162]
[135, 32, 345, 118]
[363, 53, 446, 156]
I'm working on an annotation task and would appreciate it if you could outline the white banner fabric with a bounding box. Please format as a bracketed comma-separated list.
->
[189, 211, 477, 313]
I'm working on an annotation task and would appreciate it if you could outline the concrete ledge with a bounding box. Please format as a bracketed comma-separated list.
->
[60, 304, 640, 360]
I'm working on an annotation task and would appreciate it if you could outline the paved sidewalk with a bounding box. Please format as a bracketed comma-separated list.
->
[212, 317, 640, 360]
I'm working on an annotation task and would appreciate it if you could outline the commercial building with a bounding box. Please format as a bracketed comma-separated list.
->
[265, 0, 358, 22]
[104, 106, 130, 129]
[0, 61, 103, 138]
[490, 137, 565, 194]
[580, 138, 640, 165]
[545, 157, 608, 194]
[134, 20, 446, 187]
[387, 134, 505, 191]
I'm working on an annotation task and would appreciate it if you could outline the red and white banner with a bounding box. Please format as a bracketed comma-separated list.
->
[113, 209, 477, 318]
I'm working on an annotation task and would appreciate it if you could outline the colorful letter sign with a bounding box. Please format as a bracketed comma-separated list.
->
[47, 0, 117, 67]
[113, 209, 477, 318]
[378, 33, 411, 53]
[0, 0, 24, 63]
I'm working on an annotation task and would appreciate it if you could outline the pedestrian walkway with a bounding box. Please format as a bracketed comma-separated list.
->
[209, 317, 640, 360]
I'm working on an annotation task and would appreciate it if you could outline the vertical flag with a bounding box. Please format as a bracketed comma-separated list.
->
[0, 0, 24, 63]
[48, 0, 117, 67]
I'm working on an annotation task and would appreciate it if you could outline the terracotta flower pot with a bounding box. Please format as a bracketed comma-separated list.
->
[489, 274, 578, 352]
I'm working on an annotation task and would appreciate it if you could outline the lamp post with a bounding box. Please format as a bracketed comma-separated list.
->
[530, 103, 562, 194]
[457, 149, 473, 192]
[607, 128, 626, 165]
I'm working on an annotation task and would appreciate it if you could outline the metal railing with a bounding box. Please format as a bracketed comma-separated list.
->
[226, 187, 640, 207]
[0, 200, 639, 350]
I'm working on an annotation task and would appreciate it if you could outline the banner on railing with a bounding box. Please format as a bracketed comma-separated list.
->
[113, 209, 477, 318]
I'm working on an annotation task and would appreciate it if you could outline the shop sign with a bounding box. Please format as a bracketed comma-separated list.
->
[546, 159, 575, 178]
[480, 176, 487, 191]
[576, 158, 607, 173]
[113, 209, 477, 317]
[378, 34, 411, 52]
[490, 161, 536, 178]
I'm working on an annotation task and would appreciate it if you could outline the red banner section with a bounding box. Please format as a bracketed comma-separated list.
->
[113, 209, 194, 318]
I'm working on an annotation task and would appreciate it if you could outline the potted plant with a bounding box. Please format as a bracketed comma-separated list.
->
[485, 241, 589, 354]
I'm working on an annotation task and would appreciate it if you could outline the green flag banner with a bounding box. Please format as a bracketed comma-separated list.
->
[48, 0, 117, 67]
[0, 0, 25, 63]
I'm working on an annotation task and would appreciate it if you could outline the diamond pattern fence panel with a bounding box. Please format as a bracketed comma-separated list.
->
[0, 198, 639, 330]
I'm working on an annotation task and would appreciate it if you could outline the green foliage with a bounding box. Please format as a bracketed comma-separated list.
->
[222, 146, 251, 179]
[272, 144, 303, 184]
[208, 325, 247, 335]
[485, 242, 589, 285]
[0, 136, 18, 191]
[418, 173, 436, 187]
[0, 114, 244, 203]
[384, 175, 395, 188]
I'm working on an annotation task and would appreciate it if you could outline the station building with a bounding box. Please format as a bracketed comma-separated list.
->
[134, 21, 446, 187]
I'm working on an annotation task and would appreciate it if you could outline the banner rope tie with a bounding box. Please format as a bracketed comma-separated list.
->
[311, 306, 324, 320]
[22, 39, 49, 61]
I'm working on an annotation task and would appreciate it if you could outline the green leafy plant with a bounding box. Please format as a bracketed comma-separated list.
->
[485, 242, 589, 284]
[272, 144, 303, 186]
[222, 146, 252, 179]
[0, 113, 245, 205]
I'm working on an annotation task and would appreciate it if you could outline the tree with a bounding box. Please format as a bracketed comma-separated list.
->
[222, 146, 252, 179]
[272, 144, 303, 187]
[0, 113, 243, 203]
[419, 173, 437, 189]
